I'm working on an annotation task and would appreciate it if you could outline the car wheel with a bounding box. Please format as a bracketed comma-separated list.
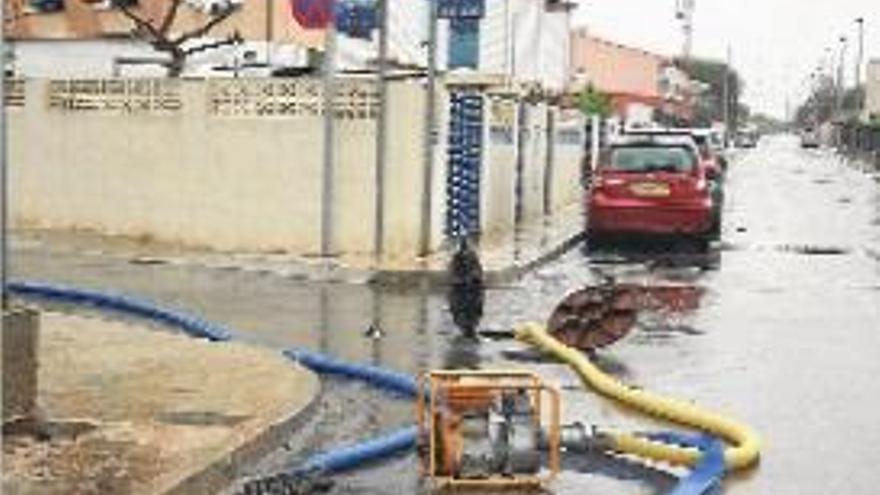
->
[584, 230, 605, 252]
[694, 236, 711, 253]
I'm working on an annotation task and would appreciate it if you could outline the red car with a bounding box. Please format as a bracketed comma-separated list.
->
[586, 135, 715, 248]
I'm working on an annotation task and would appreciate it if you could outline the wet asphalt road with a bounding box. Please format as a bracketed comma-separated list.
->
[11, 135, 880, 494]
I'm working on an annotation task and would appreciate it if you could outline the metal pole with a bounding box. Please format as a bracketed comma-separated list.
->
[837, 36, 848, 116]
[856, 18, 865, 111]
[723, 45, 731, 143]
[265, 0, 274, 67]
[374, 0, 389, 261]
[419, 0, 438, 257]
[321, 5, 338, 257]
[1, 4, 8, 310]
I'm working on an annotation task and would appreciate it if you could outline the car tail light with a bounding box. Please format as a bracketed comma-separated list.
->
[594, 176, 624, 189]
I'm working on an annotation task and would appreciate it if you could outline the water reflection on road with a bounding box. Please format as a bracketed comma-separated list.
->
[12, 137, 880, 494]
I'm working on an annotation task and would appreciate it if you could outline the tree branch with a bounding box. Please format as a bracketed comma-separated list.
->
[173, 8, 235, 46]
[158, 0, 184, 36]
[112, 0, 164, 44]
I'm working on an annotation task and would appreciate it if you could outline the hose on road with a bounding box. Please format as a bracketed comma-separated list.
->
[10, 281, 758, 494]
[7, 281, 419, 489]
[516, 322, 762, 471]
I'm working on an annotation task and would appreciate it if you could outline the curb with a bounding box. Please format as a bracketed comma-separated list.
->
[165, 381, 323, 495]
[369, 231, 585, 287]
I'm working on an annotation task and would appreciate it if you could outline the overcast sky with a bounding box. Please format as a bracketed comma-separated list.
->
[573, 0, 878, 119]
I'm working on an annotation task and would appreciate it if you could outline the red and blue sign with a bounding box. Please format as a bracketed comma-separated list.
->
[290, 0, 334, 30]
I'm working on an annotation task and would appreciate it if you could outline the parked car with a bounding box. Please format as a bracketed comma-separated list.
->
[586, 135, 716, 250]
[622, 128, 725, 237]
[800, 127, 821, 148]
[735, 130, 759, 148]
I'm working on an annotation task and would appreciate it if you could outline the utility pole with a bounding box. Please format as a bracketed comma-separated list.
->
[856, 17, 865, 112]
[320, 2, 338, 258]
[419, 0, 438, 257]
[1, 1, 8, 310]
[374, 0, 389, 261]
[676, 0, 695, 62]
[723, 44, 732, 142]
[265, 0, 274, 67]
[836, 35, 848, 117]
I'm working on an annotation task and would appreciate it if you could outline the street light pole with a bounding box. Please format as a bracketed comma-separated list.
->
[836, 36, 848, 117]
[374, 0, 389, 262]
[723, 44, 732, 143]
[1, 1, 8, 310]
[855, 17, 865, 112]
[320, 2, 338, 258]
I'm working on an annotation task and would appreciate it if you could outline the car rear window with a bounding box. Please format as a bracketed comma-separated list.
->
[608, 146, 696, 173]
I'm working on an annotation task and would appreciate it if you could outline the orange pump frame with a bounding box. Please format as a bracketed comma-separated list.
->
[416, 370, 561, 489]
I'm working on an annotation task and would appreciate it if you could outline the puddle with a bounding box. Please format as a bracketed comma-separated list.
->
[776, 245, 851, 256]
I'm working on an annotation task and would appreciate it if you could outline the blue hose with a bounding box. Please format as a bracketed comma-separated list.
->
[8, 281, 728, 492]
[8, 280, 420, 477]
[647, 432, 726, 495]
[297, 426, 419, 475]
[9, 281, 235, 342]
[284, 349, 419, 398]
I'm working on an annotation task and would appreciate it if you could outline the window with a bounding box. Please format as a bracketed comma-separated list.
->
[448, 18, 480, 69]
[609, 147, 696, 173]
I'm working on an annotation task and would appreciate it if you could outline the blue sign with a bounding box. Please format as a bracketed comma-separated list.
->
[437, 0, 485, 19]
[335, 1, 378, 40]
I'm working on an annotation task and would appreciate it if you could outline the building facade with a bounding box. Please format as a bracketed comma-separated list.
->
[6, 0, 574, 91]
[569, 28, 694, 124]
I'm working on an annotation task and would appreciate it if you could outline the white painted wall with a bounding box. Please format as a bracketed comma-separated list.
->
[10, 39, 308, 78]
[9, 78, 443, 259]
[481, 95, 518, 239]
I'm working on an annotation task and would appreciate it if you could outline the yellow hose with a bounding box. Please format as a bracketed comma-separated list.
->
[515, 323, 761, 471]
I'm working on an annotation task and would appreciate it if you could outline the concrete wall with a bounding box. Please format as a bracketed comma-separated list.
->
[9, 77, 443, 260]
[519, 102, 549, 221]
[481, 95, 518, 240]
[548, 109, 586, 212]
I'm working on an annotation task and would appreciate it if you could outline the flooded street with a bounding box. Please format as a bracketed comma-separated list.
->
[11, 136, 880, 494]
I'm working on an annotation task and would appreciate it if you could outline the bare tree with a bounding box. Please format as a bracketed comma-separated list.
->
[109, 0, 242, 77]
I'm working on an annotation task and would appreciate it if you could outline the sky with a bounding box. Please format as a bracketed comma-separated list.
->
[573, 0, 879, 119]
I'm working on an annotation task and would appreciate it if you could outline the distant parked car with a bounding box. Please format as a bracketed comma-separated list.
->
[736, 130, 759, 148]
[586, 135, 717, 250]
[800, 127, 821, 148]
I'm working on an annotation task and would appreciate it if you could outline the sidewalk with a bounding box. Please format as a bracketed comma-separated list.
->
[12, 204, 586, 287]
[2, 311, 319, 495]
[371, 204, 585, 286]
